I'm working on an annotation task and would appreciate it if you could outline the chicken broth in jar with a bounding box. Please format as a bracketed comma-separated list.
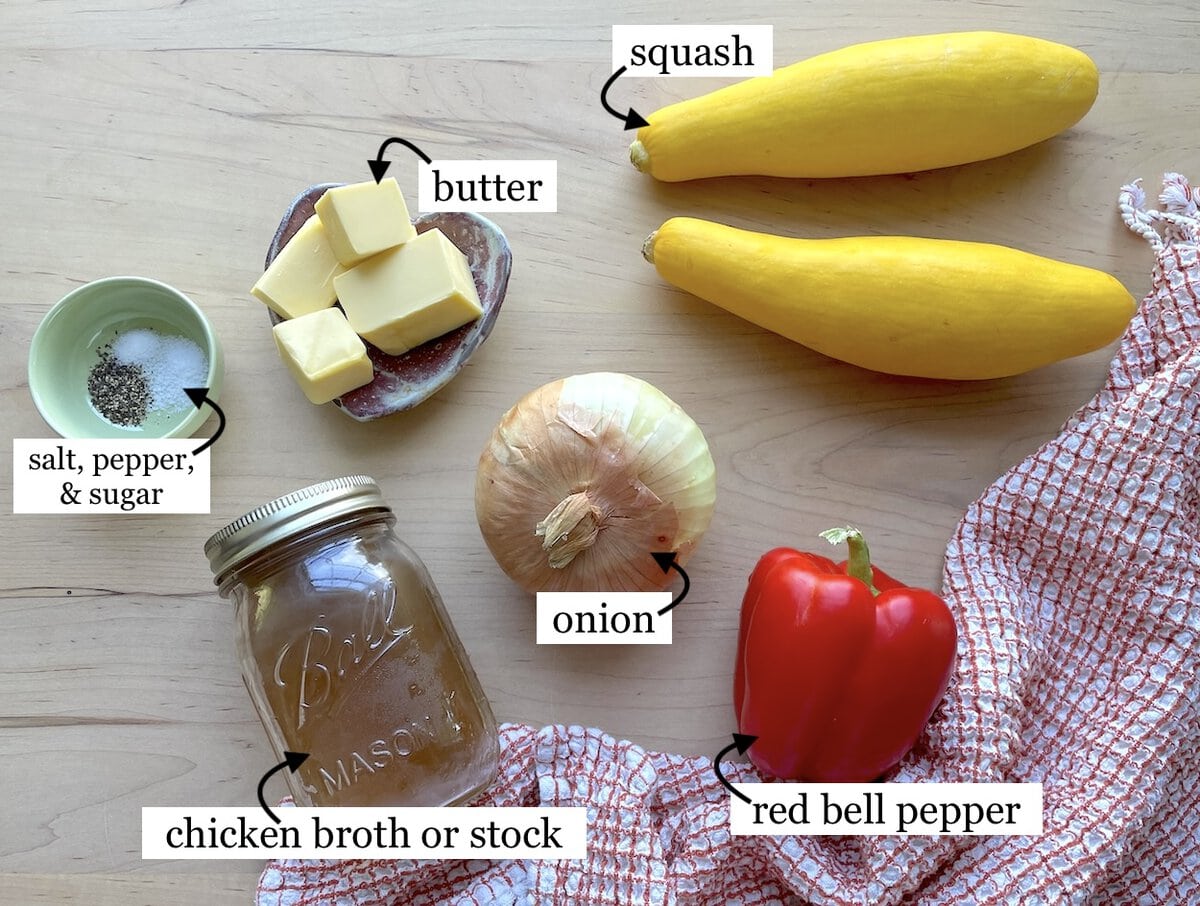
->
[206, 476, 499, 808]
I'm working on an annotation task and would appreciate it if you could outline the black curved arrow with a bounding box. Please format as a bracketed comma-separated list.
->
[600, 67, 650, 130]
[369, 137, 433, 183]
[183, 388, 225, 456]
[713, 734, 757, 805]
[652, 552, 690, 615]
[257, 751, 309, 824]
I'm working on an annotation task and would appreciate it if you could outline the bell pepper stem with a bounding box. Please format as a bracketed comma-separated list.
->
[819, 527, 880, 595]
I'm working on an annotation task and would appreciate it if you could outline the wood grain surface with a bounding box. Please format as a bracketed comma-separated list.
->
[2, 0, 1197, 900]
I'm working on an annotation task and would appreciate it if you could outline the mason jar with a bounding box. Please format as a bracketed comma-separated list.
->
[204, 475, 499, 808]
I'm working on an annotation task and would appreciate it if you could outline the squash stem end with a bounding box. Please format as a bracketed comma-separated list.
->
[629, 140, 650, 173]
[641, 231, 657, 264]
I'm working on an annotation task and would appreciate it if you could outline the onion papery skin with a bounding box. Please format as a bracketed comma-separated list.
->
[475, 372, 717, 593]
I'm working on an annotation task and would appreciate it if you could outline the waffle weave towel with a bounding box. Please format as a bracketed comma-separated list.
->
[258, 175, 1200, 906]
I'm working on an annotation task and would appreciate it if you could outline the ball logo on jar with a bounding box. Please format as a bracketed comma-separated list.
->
[272, 578, 414, 728]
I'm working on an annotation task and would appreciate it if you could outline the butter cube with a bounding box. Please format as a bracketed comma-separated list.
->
[334, 228, 483, 355]
[272, 308, 374, 404]
[251, 215, 346, 319]
[314, 178, 418, 266]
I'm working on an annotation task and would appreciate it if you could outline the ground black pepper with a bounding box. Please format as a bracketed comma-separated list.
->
[87, 350, 151, 427]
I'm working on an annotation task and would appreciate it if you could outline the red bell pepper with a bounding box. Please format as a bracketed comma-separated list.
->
[734, 527, 957, 782]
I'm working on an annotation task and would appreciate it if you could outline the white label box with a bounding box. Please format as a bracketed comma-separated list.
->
[730, 782, 1044, 836]
[142, 806, 587, 859]
[613, 25, 773, 77]
[13, 439, 210, 514]
[536, 591, 673, 644]
[418, 160, 557, 212]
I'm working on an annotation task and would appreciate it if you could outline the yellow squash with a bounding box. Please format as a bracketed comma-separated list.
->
[644, 218, 1135, 380]
[630, 32, 1099, 182]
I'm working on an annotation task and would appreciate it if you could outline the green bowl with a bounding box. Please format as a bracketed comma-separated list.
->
[28, 276, 225, 439]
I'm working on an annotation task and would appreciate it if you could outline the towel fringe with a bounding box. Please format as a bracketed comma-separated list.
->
[1120, 173, 1200, 250]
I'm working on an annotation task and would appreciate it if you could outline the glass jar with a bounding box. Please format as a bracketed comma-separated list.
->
[204, 475, 499, 808]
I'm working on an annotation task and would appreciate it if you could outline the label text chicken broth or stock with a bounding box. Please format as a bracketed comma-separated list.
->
[141, 806, 588, 859]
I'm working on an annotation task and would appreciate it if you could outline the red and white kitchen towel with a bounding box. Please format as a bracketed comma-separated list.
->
[258, 175, 1200, 905]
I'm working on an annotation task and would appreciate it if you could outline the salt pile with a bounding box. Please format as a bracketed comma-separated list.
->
[111, 328, 208, 413]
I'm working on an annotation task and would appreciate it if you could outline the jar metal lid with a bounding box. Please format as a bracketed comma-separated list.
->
[204, 475, 390, 581]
